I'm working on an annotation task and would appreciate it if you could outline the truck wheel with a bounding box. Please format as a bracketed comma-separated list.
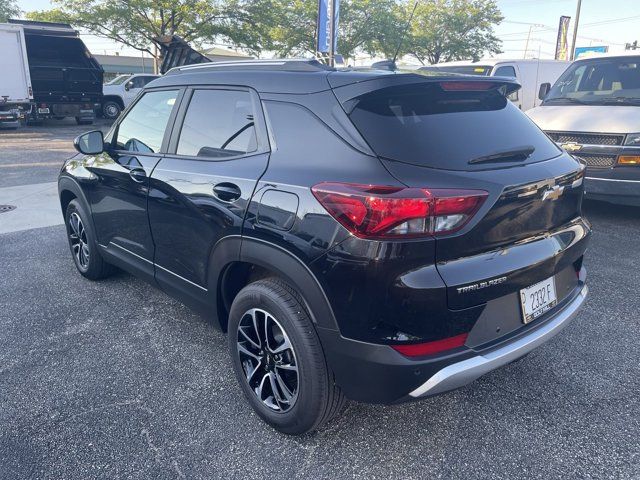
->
[228, 278, 346, 435]
[102, 101, 121, 120]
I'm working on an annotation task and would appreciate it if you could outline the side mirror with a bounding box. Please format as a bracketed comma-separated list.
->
[125, 81, 133, 91]
[74, 130, 105, 155]
[538, 82, 551, 101]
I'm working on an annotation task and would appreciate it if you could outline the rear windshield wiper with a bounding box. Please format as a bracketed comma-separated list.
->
[469, 146, 535, 165]
[543, 97, 586, 105]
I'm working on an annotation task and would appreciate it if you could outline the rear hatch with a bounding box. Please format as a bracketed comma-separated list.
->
[332, 73, 589, 310]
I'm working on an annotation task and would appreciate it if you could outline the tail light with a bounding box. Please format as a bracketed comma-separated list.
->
[311, 182, 488, 239]
[440, 82, 496, 91]
[391, 333, 468, 357]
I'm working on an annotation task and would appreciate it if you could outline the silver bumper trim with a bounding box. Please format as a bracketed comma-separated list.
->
[409, 284, 589, 398]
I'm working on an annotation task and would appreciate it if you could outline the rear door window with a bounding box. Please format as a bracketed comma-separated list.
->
[176, 89, 257, 159]
[114, 89, 179, 153]
[346, 82, 560, 170]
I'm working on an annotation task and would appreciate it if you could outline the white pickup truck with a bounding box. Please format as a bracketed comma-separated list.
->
[102, 73, 159, 119]
[0, 24, 32, 129]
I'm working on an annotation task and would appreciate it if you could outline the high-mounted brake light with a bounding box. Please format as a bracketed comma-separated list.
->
[439, 82, 496, 91]
[391, 333, 469, 357]
[311, 182, 488, 239]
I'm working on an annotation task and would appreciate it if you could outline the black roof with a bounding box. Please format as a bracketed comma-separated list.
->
[148, 59, 520, 95]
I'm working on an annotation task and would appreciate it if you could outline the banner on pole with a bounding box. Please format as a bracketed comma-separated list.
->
[555, 16, 571, 60]
[316, 0, 339, 55]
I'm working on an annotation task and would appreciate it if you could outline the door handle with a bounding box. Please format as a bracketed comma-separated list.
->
[128, 168, 147, 183]
[213, 182, 242, 202]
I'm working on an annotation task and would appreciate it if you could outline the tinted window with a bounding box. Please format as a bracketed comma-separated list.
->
[347, 82, 560, 170]
[546, 56, 640, 104]
[115, 90, 178, 153]
[176, 89, 257, 158]
[494, 66, 517, 78]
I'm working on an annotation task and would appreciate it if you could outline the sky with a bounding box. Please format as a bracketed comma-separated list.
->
[16, 0, 640, 61]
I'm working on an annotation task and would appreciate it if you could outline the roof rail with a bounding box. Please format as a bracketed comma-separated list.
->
[166, 58, 334, 75]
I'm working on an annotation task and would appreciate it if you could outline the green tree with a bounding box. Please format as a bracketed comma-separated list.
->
[404, 0, 503, 65]
[27, 0, 262, 68]
[246, 0, 404, 62]
[0, 0, 22, 22]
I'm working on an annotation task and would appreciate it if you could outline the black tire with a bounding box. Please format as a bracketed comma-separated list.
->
[102, 100, 121, 120]
[64, 199, 115, 280]
[228, 278, 346, 435]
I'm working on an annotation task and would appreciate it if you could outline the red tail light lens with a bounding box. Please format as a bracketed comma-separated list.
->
[391, 333, 469, 357]
[439, 81, 496, 91]
[311, 182, 488, 239]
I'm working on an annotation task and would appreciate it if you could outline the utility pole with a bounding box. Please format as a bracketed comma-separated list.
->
[570, 0, 582, 60]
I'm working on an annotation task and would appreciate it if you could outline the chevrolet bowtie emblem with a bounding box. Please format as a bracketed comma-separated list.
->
[561, 142, 582, 152]
[542, 185, 565, 201]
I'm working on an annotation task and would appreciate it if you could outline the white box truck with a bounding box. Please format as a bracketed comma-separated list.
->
[420, 59, 570, 111]
[0, 23, 33, 129]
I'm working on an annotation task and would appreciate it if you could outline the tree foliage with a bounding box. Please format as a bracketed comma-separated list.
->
[404, 0, 503, 64]
[27, 0, 263, 60]
[0, 0, 21, 22]
[26, 0, 504, 66]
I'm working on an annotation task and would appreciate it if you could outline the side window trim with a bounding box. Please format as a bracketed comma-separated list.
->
[166, 85, 270, 162]
[106, 87, 186, 156]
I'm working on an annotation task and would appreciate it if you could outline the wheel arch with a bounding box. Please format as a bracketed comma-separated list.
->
[102, 95, 124, 109]
[210, 236, 339, 333]
[58, 176, 97, 234]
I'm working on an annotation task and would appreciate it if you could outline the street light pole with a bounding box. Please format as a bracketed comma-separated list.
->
[570, 0, 582, 60]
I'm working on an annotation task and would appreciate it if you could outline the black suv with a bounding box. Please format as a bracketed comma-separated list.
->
[59, 59, 590, 435]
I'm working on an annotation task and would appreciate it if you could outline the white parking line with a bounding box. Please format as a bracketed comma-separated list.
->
[0, 182, 63, 234]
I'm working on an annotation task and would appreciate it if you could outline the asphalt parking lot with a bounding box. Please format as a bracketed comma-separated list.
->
[0, 123, 638, 479]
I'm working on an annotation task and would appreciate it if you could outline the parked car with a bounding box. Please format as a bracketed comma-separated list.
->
[528, 52, 640, 206]
[0, 23, 32, 129]
[102, 73, 160, 119]
[421, 59, 570, 111]
[59, 59, 590, 434]
[6, 19, 103, 125]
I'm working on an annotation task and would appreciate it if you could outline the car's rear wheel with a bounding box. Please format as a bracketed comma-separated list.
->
[65, 199, 114, 280]
[228, 278, 346, 435]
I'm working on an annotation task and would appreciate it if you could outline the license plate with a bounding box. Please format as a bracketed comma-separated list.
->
[38, 108, 50, 114]
[520, 276, 557, 324]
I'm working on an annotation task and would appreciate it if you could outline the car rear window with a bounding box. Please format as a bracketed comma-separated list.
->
[346, 82, 560, 170]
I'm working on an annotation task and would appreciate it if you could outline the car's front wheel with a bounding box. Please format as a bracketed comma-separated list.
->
[228, 278, 346, 435]
[65, 199, 114, 280]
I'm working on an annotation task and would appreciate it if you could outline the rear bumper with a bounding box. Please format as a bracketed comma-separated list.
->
[319, 272, 588, 404]
[409, 283, 588, 398]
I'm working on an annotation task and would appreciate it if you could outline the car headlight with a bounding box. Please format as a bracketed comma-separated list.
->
[624, 132, 640, 145]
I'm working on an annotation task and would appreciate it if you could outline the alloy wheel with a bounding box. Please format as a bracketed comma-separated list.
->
[68, 212, 90, 269]
[236, 308, 299, 412]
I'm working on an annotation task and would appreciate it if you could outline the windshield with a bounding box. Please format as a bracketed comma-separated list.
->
[106, 75, 132, 85]
[420, 65, 492, 76]
[545, 56, 640, 105]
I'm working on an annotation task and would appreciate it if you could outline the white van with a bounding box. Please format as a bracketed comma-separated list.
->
[420, 59, 570, 111]
[527, 52, 640, 206]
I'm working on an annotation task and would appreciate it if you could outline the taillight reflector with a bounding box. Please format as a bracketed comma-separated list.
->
[391, 333, 469, 357]
[311, 182, 487, 239]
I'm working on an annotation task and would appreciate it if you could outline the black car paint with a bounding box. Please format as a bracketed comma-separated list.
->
[59, 67, 590, 404]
